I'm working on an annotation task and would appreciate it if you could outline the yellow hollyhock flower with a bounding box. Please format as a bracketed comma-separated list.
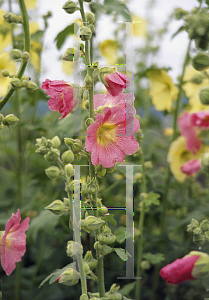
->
[131, 14, 147, 37]
[183, 65, 209, 113]
[62, 61, 74, 76]
[25, 0, 37, 10]
[147, 69, 178, 112]
[99, 40, 118, 65]
[167, 136, 208, 182]
[0, 10, 12, 52]
[0, 52, 16, 97]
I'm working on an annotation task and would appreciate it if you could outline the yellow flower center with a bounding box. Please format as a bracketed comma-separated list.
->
[97, 124, 116, 146]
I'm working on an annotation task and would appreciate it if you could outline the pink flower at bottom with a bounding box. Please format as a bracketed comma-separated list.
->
[190, 111, 209, 130]
[160, 255, 200, 284]
[41, 79, 79, 119]
[85, 106, 140, 168]
[103, 72, 130, 96]
[0, 209, 30, 275]
[180, 158, 201, 176]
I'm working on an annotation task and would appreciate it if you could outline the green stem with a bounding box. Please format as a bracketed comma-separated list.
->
[135, 150, 146, 300]
[0, 0, 30, 111]
[15, 262, 21, 300]
[78, 254, 88, 295]
[16, 89, 23, 205]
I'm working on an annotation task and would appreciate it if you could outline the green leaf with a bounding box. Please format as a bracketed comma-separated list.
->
[142, 253, 165, 265]
[114, 248, 132, 261]
[143, 191, 160, 207]
[114, 226, 135, 243]
[103, 245, 113, 256]
[104, 0, 131, 21]
[54, 23, 79, 50]
[101, 214, 117, 226]
[119, 282, 136, 295]
[171, 26, 185, 39]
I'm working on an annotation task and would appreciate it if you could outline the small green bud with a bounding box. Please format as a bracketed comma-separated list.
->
[84, 100, 89, 109]
[200, 220, 209, 232]
[62, 1, 78, 14]
[85, 118, 94, 127]
[51, 136, 61, 148]
[64, 138, 82, 153]
[0, 114, 4, 130]
[144, 161, 153, 170]
[84, 216, 105, 232]
[45, 166, 61, 178]
[10, 49, 21, 60]
[11, 78, 22, 89]
[193, 234, 205, 247]
[45, 200, 65, 215]
[88, 25, 95, 33]
[84, 262, 90, 274]
[1, 69, 10, 77]
[35, 146, 49, 156]
[3, 114, 19, 126]
[62, 150, 74, 164]
[65, 164, 74, 178]
[97, 226, 116, 244]
[44, 149, 60, 162]
[21, 80, 28, 87]
[187, 218, 200, 232]
[68, 179, 80, 193]
[85, 12, 95, 24]
[66, 241, 83, 257]
[21, 51, 30, 61]
[26, 81, 39, 92]
[62, 47, 80, 62]
[192, 52, 209, 71]
[141, 260, 151, 270]
[46, 139, 53, 148]
[94, 241, 103, 251]
[199, 87, 209, 105]
[83, 90, 89, 101]
[57, 268, 79, 286]
[80, 26, 92, 41]
[84, 251, 97, 270]
[3, 12, 20, 23]
[201, 152, 209, 175]
[84, 74, 92, 89]
[190, 73, 204, 84]
[80, 295, 89, 300]
[64, 197, 70, 207]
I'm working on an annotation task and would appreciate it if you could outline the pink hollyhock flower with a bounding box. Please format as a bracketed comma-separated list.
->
[160, 254, 200, 284]
[41, 79, 79, 119]
[94, 92, 135, 112]
[178, 111, 201, 154]
[190, 111, 209, 130]
[85, 106, 140, 168]
[0, 209, 30, 275]
[99, 70, 130, 96]
[181, 158, 201, 176]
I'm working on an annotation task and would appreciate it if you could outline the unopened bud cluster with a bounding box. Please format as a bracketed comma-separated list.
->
[3, 12, 22, 24]
[0, 113, 19, 129]
[97, 225, 116, 244]
[82, 215, 105, 233]
[35, 136, 61, 161]
[82, 176, 98, 196]
[64, 138, 82, 153]
[187, 218, 209, 247]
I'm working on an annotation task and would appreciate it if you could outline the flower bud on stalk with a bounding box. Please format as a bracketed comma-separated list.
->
[45, 166, 61, 178]
[10, 78, 22, 89]
[66, 241, 83, 257]
[44, 149, 60, 162]
[192, 52, 209, 71]
[1, 69, 10, 77]
[62, 1, 79, 14]
[62, 47, 80, 62]
[51, 136, 61, 148]
[35, 146, 49, 156]
[80, 295, 89, 300]
[10, 49, 21, 60]
[0, 114, 4, 130]
[200, 220, 209, 232]
[21, 51, 30, 61]
[199, 87, 209, 105]
[65, 164, 74, 178]
[88, 25, 95, 33]
[84, 74, 92, 89]
[85, 118, 94, 127]
[26, 81, 39, 92]
[62, 150, 74, 164]
[45, 200, 65, 215]
[3, 114, 19, 126]
[3, 12, 20, 23]
[84, 251, 97, 270]
[85, 12, 95, 24]
[57, 268, 80, 286]
[190, 73, 204, 84]
[80, 26, 92, 41]
[84, 216, 105, 232]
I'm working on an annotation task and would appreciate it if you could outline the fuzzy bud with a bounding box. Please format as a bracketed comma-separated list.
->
[85, 118, 94, 127]
[68, 179, 80, 193]
[84, 251, 97, 270]
[0, 114, 4, 130]
[144, 161, 153, 170]
[45, 166, 61, 178]
[62, 47, 80, 62]
[84, 74, 92, 89]
[11, 49, 21, 60]
[35, 146, 49, 156]
[62, 1, 78, 14]
[1, 69, 10, 77]
[65, 164, 74, 178]
[84, 216, 105, 232]
[80, 26, 92, 41]
[64, 138, 82, 153]
[45, 200, 65, 215]
[97, 226, 116, 244]
[66, 241, 83, 257]
[57, 268, 79, 286]
[21, 80, 28, 87]
[11, 78, 22, 89]
[141, 260, 151, 270]
[85, 12, 95, 24]
[83, 90, 89, 101]
[88, 25, 95, 33]
[80, 295, 89, 300]
[3, 13, 20, 24]
[62, 150, 74, 164]
[3, 114, 19, 126]
[51, 136, 61, 148]
[200, 220, 209, 232]
[201, 152, 209, 175]
[26, 81, 39, 92]
[190, 73, 204, 84]
[44, 149, 60, 162]
[192, 52, 209, 71]
[199, 87, 209, 105]
[21, 51, 30, 61]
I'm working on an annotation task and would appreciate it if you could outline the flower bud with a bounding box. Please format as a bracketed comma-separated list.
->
[21, 80, 28, 87]
[44, 149, 60, 162]
[45, 166, 61, 178]
[0, 114, 4, 130]
[68, 179, 80, 193]
[35, 146, 49, 156]
[83, 90, 89, 101]
[97, 225, 116, 244]
[66, 241, 83, 257]
[62, 150, 74, 164]
[85, 12, 95, 24]
[192, 52, 209, 71]
[88, 25, 95, 33]
[57, 268, 79, 286]
[98, 67, 116, 87]
[200, 220, 209, 232]
[1, 69, 10, 77]
[84, 251, 97, 270]
[187, 218, 199, 232]
[65, 164, 74, 178]
[11, 49, 21, 60]
[64, 138, 82, 153]
[85, 118, 94, 127]
[94, 241, 103, 251]
[21, 51, 30, 61]
[189, 251, 209, 279]
[84, 216, 105, 232]
[45, 200, 65, 215]
[80, 26, 92, 41]
[46, 139, 53, 148]
[62, 1, 78, 14]
[26, 81, 39, 92]
[193, 234, 205, 247]
[11, 78, 22, 89]
[3, 13, 20, 23]
[62, 47, 80, 62]
[199, 87, 209, 105]
[201, 152, 209, 175]
[51, 136, 61, 148]
[84, 262, 90, 274]
[3, 114, 19, 126]
[144, 161, 153, 170]
[84, 74, 92, 89]
[80, 295, 89, 300]
[190, 73, 204, 84]
[141, 260, 151, 270]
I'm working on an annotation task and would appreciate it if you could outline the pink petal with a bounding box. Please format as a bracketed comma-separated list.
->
[181, 159, 201, 176]
[190, 111, 209, 130]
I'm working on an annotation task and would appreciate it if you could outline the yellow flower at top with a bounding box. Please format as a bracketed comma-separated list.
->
[25, 0, 37, 10]
[99, 40, 118, 65]
[167, 136, 208, 182]
[0, 10, 12, 52]
[147, 69, 178, 112]
[182, 64, 209, 113]
[0, 52, 16, 97]
[131, 14, 147, 37]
